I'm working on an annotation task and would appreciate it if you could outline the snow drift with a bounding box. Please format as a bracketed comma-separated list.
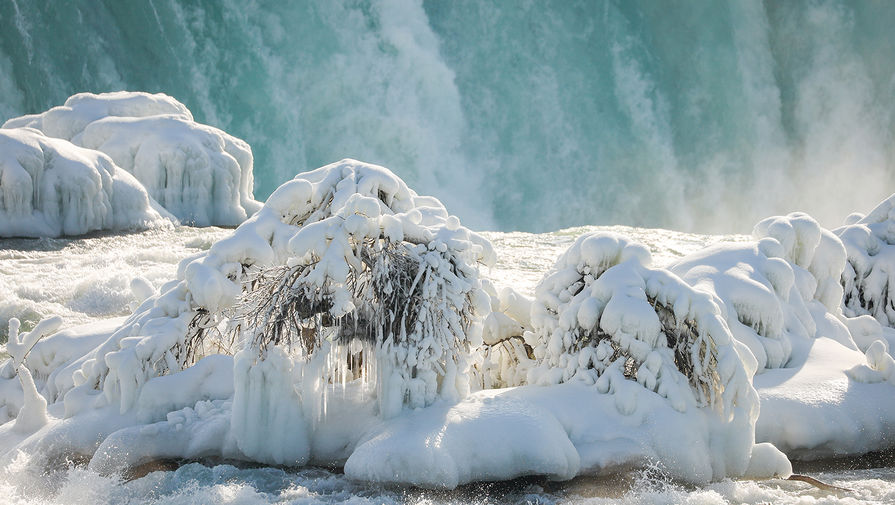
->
[3, 91, 260, 226]
[670, 213, 849, 370]
[0, 127, 169, 237]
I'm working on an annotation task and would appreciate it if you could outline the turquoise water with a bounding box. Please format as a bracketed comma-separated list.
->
[2, 0, 895, 232]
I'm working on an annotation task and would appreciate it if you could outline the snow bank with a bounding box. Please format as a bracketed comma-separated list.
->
[754, 335, 895, 458]
[3, 91, 260, 226]
[669, 209, 895, 459]
[0, 128, 169, 237]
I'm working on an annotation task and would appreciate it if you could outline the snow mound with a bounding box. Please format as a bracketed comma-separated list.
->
[3, 91, 260, 226]
[837, 193, 895, 329]
[522, 232, 766, 481]
[344, 391, 580, 488]
[665, 209, 895, 459]
[671, 213, 851, 370]
[0, 160, 499, 475]
[528, 233, 751, 413]
[63, 159, 491, 417]
[0, 127, 170, 237]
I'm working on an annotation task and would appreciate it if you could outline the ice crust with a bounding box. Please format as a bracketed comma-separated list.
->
[0, 127, 169, 237]
[2, 160, 895, 489]
[3, 92, 261, 229]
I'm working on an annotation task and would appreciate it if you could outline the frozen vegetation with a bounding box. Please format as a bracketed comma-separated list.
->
[1, 158, 895, 489]
[1, 92, 260, 235]
[838, 194, 895, 334]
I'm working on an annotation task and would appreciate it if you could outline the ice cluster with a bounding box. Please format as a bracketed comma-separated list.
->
[0, 160, 498, 474]
[3, 157, 895, 488]
[0, 127, 169, 237]
[1, 92, 260, 235]
[838, 194, 895, 329]
[671, 213, 849, 370]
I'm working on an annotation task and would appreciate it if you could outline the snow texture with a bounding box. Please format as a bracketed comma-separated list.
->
[522, 232, 765, 481]
[838, 194, 895, 330]
[671, 212, 849, 370]
[7, 167, 895, 488]
[0, 127, 169, 237]
[3, 91, 260, 226]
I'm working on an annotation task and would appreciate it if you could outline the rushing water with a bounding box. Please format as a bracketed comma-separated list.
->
[2, 0, 895, 232]
[3, 458, 895, 505]
[2, 226, 894, 504]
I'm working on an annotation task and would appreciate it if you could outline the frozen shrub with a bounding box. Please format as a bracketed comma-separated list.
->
[528, 232, 754, 417]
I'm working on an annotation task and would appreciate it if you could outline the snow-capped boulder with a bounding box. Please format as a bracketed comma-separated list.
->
[0, 127, 170, 237]
[3, 92, 260, 226]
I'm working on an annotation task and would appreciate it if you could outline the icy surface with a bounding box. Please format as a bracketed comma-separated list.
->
[0, 127, 169, 238]
[4, 92, 261, 226]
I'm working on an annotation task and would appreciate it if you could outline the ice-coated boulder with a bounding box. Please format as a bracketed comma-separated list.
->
[4, 91, 260, 226]
[0, 127, 170, 237]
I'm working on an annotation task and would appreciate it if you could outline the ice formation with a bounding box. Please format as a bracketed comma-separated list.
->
[670, 210, 895, 458]
[3, 92, 260, 226]
[0, 127, 170, 237]
[5, 160, 895, 488]
[0, 160, 500, 480]
[670, 213, 849, 370]
[522, 232, 764, 481]
[837, 194, 895, 330]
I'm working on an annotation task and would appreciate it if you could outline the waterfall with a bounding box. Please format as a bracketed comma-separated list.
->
[1, 0, 893, 232]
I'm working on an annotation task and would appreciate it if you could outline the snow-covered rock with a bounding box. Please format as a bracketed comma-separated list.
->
[0, 127, 170, 237]
[3, 91, 260, 226]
